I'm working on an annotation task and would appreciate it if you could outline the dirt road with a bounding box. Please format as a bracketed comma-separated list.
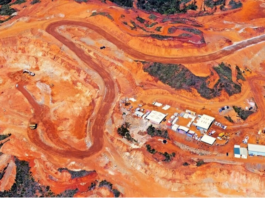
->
[47, 20, 265, 64]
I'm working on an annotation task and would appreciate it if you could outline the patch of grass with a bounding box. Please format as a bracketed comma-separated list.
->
[204, 0, 225, 8]
[90, 12, 114, 21]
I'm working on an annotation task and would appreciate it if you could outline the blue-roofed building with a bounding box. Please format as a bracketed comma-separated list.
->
[234, 145, 241, 158]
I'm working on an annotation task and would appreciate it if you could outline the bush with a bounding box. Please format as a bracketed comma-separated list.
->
[136, 16, 145, 23]
[233, 106, 254, 120]
[147, 125, 169, 139]
[183, 162, 189, 166]
[117, 123, 137, 142]
[0, 0, 11, 5]
[109, 0, 133, 7]
[235, 65, 245, 81]
[224, 115, 234, 123]
[196, 160, 205, 166]
[0, 4, 16, 15]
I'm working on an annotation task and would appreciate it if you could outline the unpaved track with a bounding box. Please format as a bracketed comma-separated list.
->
[47, 20, 265, 64]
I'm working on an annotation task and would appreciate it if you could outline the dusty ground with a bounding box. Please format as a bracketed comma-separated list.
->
[0, 0, 265, 197]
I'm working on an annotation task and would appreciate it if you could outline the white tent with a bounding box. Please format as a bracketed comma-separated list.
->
[201, 134, 216, 145]
[146, 110, 166, 124]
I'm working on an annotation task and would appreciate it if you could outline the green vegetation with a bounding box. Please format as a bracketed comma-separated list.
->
[204, 0, 225, 8]
[236, 65, 245, 81]
[0, 133, 11, 141]
[58, 168, 95, 179]
[146, 144, 175, 162]
[11, 0, 26, 5]
[117, 122, 137, 142]
[137, 0, 198, 14]
[88, 181, 97, 191]
[147, 125, 169, 139]
[31, 0, 40, 4]
[224, 115, 234, 123]
[109, 0, 133, 7]
[0, 0, 11, 5]
[233, 106, 254, 120]
[0, 4, 16, 15]
[99, 180, 120, 197]
[145, 22, 158, 28]
[90, 12, 114, 21]
[229, 0, 242, 9]
[148, 14, 157, 20]
[136, 16, 145, 23]
[146, 144, 156, 154]
[196, 160, 205, 166]
[0, 157, 78, 197]
[155, 26, 162, 32]
[144, 62, 242, 99]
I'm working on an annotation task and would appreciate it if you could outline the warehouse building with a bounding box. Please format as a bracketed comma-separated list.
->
[248, 144, 265, 156]
[146, 110, 166, 125]
[195, 114, 215, 131]
[201, 134, 216, 145]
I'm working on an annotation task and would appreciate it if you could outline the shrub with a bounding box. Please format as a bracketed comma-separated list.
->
[196, 160, 205, 166]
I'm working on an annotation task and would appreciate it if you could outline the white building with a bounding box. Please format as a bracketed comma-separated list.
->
[129, 98, 137, 102]
[134, 111, 144, 118]
[248, 144, 265, 156]
[240, 147, 248, 159]
[172, 124, 179, 132]
[153, 102, 162, 107]
[201, 134, 216, 145]
[178, 126, 189, 133]
[162, 105, 171, 110]
[146, 110, 166, 124]
[195, 114, 215, 131]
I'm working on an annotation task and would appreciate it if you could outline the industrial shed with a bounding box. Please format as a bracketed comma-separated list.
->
[234, 145, 241, 158]
[201, 134, 216, 145]
[195, 114, 215, 131]
[248, 144, 265, 156]
[146, 110, 166, 124]
[172, 124, 179, 132]
[134, 111, 144, 118]
[240, 148, 248, 159]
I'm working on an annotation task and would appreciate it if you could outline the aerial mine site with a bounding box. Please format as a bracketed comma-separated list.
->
[1, 0, 265, 197]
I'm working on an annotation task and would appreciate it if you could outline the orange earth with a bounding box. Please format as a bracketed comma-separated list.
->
[0, 0, 265, 197]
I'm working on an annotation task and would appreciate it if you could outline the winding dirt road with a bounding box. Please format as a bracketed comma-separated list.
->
[16, 20, 265, 159]
[47, 20, 265, 64]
